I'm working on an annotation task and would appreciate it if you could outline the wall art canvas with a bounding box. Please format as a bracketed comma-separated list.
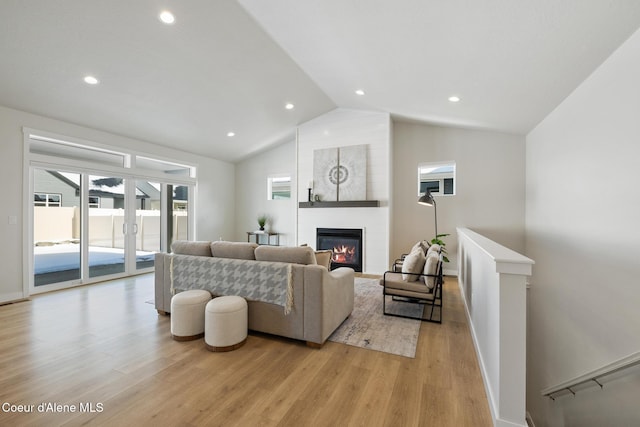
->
[313, 147, 339, 201]
[337, 145, 366, 201]
[312, 144, 367, 202]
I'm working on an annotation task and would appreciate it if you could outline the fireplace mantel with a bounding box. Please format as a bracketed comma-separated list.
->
[298, 200, 379, 208]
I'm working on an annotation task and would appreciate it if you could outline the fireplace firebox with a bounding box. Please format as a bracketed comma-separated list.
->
[316, 228, 363, 272]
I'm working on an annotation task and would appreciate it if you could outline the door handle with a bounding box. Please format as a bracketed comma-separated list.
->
[122, 223, 138, 235]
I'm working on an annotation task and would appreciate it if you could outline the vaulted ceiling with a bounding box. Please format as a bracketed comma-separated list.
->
[2, 1, 640, 162]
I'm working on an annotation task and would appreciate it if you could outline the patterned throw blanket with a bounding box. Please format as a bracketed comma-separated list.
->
[170, 255, 294, 314]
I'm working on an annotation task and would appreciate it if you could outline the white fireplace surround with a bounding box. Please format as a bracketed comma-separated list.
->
[296, 109, 391, 274]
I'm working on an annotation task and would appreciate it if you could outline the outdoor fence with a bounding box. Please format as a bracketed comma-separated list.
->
[34, 207, 187, 250]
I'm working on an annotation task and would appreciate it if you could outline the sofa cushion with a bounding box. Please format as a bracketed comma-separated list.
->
[171, 240, 212, 257]
[210, 241, 258, 260]
[314, 250, 333, 270]
[423, 252, 440, 289]
[255, 245, 317, 265]
[401, 249, 426, 282]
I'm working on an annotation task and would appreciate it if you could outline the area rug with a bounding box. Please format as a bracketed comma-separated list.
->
[328, 277, 424, 358]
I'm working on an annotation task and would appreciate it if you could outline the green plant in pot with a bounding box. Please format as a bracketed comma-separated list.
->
[257, 214, 268, 231]
[431, 233, 450, 263]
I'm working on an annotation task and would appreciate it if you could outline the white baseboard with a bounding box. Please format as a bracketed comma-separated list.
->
[0, 291, 29, 305]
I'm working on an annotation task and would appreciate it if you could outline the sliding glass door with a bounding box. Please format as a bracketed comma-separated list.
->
[87, 174, 127, 279]
[135, 179, 161, 271]
[26, 128, 196, 295]
[31, 170, 191, 292]
[33, 169, 82, 286]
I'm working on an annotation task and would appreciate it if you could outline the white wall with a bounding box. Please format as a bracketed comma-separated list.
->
[234, 139, 296, 245]
[297, 108, 391, 273]
[392, 120, 526, 274]
[0, 105, 235, 303]
[196, 160, 236, 242]
[525, 28, 640, 427]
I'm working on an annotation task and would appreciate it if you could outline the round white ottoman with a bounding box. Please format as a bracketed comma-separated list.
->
[170, 290, 212, 341]
[205, 296, 248, 352]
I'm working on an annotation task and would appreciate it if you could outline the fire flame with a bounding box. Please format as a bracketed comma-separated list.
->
[332, 245, 356, 263]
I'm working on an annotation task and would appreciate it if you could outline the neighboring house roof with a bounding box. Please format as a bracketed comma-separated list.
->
[49, 171, 151, 199]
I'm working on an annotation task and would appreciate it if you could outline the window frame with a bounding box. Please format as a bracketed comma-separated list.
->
[417, 161, 456, 197]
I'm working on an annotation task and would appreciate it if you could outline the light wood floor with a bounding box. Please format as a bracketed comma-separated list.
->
[0, 274, 492, 427]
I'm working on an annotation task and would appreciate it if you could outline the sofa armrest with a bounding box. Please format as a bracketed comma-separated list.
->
[303, 266, 355, 345]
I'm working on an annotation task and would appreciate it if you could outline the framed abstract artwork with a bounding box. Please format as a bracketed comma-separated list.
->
[312, 144, 366, 201]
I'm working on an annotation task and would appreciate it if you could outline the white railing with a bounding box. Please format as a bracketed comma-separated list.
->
[457, 227, 534, 427]
[541, 351, 640, 399]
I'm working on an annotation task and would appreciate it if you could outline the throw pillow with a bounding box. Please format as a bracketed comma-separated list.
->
[411, 239, 430, 254]
[314, 250, 333, 270]
[426, 243, 441, 257]
[401, 249, 426, 282]
[423, 252, 440, 289]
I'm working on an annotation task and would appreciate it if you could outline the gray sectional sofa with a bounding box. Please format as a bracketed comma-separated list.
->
[155, 241, 355, 347]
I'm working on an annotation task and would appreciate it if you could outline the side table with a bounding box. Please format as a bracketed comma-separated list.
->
[246, 231, 280, 246]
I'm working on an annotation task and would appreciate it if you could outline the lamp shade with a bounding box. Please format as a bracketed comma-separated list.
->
[418, 191, 435, 206]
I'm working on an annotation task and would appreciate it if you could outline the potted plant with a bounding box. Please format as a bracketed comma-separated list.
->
[257, 214, 268, 232]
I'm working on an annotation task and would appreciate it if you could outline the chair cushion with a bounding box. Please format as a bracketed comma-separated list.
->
[381, 272, 434, 299]
[401, 249, 426, 282]
[171, 240, 212, 257]
[423, 252, 440, 289]
[210, 241, 258, 260]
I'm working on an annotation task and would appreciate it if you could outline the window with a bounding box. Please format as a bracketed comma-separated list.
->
[418, 162, 456, 196]
[26, 128, 197, 293]
[34, 193, 61, 207]
[267, 174, 291, 200]
[136, 156, 195, 178]
[29, 135, 127, 168]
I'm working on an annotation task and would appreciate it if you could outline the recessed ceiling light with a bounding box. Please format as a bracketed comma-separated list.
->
[285, 103, 295, 110]
[355, 89, 365, 96]
[448, 96, 461, 103]
[84, 75, 99, 85]
[159, 11, 175, 24]
[227, 132, 235, 137]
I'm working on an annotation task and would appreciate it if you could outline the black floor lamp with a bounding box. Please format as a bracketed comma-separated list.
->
[418, 190, 437, 238]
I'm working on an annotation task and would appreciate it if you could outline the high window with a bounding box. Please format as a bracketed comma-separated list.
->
[418, 161, 456, 196]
